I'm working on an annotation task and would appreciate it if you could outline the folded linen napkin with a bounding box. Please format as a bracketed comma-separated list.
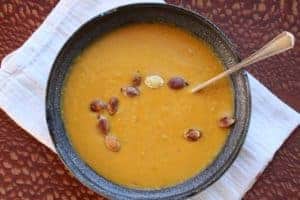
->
[0, 0, 299, 199]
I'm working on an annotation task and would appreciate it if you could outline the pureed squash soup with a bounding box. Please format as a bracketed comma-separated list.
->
[62, 23, 234, 189]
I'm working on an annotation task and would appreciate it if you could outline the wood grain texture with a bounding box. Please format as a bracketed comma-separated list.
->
[0, 0, 299, 199]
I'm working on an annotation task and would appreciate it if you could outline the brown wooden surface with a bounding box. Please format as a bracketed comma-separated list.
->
[0, 0, 299, 199]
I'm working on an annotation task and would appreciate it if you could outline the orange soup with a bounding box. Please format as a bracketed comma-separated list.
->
[62, 23, 233, 189]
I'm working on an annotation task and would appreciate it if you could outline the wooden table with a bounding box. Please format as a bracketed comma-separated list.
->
[0, 1, 299, 199]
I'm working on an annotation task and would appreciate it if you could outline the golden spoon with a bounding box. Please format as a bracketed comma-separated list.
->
[191, 31, 295, 93]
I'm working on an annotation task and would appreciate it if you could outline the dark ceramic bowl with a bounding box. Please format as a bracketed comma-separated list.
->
[46, 3, 250, 200]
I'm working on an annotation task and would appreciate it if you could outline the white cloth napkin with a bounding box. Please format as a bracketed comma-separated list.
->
[0, 0, 299, 199]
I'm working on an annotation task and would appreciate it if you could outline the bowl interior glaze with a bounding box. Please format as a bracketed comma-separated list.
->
[46, 3, 250, 200]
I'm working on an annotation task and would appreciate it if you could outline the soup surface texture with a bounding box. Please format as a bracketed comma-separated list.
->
[62, 23, 233, 189]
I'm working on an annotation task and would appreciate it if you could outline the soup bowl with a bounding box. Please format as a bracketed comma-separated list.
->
[46, 3, 250, 200]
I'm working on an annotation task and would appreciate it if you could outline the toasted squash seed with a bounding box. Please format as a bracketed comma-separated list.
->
[144, 75, 164, 89]
[90, 100, 107, 112]
[104, 135, 121, 152]
[219, 116, 235, 128]
[121, 86, 140, 97]
[184, 129, 201, 141]
[107, 97, 119, 115]
[168, 76, 189, 90]
[98, 115, 110, 134]
[132, 73, 142, 87]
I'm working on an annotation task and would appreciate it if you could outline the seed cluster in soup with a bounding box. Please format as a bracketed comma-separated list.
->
[62, 23, 234, 189]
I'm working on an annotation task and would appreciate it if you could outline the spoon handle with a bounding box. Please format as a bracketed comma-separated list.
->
[191, 31, 295, 93]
